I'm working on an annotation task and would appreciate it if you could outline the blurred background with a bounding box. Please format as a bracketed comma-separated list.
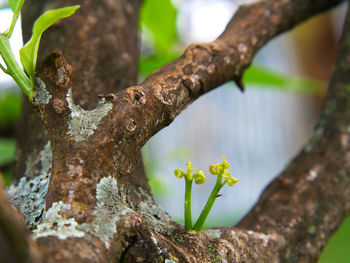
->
[0, 0, 349, 261]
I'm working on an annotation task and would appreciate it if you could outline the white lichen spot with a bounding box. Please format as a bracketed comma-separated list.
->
[251, 37, 258, 45]
[246, 230, 273, 248]
[207, 64, 215, 74]
[307, 165, 321, 181]
[8, 141, 52, 229]
[341, 133, 349, 148]
[255, 232, 271, 248]
[238, 43, 247, 53]
[79, 176, 133, 243]
[33, 78, 52, 105]
[33, 201, 85, 239]
[41, 141, 52, 175]
[189, 74, 200, 89]
[204, 228, 222, 239]
[57, 67, 66, 86]
[150, 232, 164, 255]
[165, 260, 176, 263]
[224, 55, 231, 65]
[66, 88, 113, 142]
[150, 234, 158, 245]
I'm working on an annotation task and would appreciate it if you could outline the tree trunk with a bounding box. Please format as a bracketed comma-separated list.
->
[1, 0, 349, 262]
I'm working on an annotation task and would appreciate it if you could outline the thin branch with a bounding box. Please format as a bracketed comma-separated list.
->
[235, 4, 350, 261]
[104, 0, 345, 153]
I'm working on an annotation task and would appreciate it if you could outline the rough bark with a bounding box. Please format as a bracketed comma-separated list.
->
[1, 0, 349, 262]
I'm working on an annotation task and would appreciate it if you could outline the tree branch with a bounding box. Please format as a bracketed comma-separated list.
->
[236, 4, 350, 261]
[91, 0, 346, 162]
[3, 0, 349, 262]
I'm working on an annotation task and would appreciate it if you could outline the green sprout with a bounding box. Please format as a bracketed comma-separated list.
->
[174, 156, 238, 233]
[174, 161, 206, 231]
[0, 0, 79, 99]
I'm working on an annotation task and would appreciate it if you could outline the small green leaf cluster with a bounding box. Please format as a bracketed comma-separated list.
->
[0, 0, 79, 99]
[174, 156, 238, 232]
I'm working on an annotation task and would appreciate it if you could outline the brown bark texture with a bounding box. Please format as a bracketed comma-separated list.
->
[1, 0, 349, 262]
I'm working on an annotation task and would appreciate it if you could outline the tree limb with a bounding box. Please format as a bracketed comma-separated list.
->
[2, 0, 349, 262]
[237, 4, 350, 261]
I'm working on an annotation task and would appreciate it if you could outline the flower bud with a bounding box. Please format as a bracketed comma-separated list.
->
[226, 176, 238, 186]
[194, 170, 206, 184]
[174, 168, 185, 178]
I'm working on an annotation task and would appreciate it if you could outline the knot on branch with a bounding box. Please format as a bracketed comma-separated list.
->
[126, 86, 146, 105]
[34, 49, 72, 112]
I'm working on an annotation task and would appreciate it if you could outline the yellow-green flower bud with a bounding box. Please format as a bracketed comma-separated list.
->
[221, 155, 230, 169]
[194, 170, 206, 184]
[209, 164, 218, 175]
[186, 161, 195, 174]
[226, 176, 238, 186]
[174, 168, 185, 178]
[223, 169, 230, 180]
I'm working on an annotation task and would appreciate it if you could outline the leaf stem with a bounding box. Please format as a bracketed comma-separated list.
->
[0, 63, 7, 73]
[184, 178, 193, 231]
[6, 11, 20, 38]
[0, 34, 32, 98]
[193, 174, 224, 232]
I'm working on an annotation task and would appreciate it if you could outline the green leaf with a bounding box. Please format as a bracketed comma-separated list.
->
[19, 5, 80, 78]
[0, 138, 15, 167]
[243, 65, 326, 95]
[319, 215, 350, 263]
[140, 0, 177, 54]
[139, 52, 179, 77]
[0, 91, 21, 127]
[8, 0, 25, 13]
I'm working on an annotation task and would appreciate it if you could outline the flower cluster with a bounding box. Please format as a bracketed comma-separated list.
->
[209, 156, 238, 186]
[174, 156, 238, 232]
[174, 161, 206, 184]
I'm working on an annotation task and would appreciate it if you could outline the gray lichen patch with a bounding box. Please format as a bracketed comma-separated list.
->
[204, 228, 222, 239]
[79, 176, 133, 243]
[33, 77, 52, 105]
[8, 141, 52, 229]
[136, 187, 174, 235]
[66, 88, 113, 141]
[33, 201, 85, 240]
[40, 141, 52, 175]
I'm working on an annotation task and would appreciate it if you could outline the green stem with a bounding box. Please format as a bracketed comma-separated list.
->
[193, 174, 224, 232]
[184, 178, 193, 231]
[6, 11, 20, 38]
[0, 63, 7, 72]
[0, 34, 32, 98]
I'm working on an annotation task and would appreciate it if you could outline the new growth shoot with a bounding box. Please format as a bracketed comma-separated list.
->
[174, 156, 238, 233]
[174, 162, 206, 231]
[0, 0, 79, 99]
